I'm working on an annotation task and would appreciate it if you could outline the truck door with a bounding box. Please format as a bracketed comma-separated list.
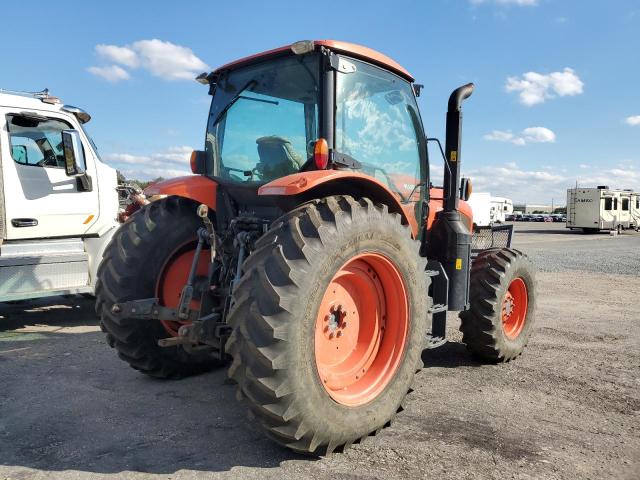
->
[0, 109, 100, 240]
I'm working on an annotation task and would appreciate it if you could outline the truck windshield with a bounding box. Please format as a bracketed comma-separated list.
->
[205, 53, 320, 183]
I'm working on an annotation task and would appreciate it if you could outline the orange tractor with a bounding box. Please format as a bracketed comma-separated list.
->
[96, 40, 536, 454]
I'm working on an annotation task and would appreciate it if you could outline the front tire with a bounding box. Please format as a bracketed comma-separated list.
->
[459, 248, 536, 362]
[226, 196, 429, 454]
[96, 197, 221, 379]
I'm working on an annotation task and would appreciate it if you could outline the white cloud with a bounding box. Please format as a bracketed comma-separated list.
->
[103, 146, 194, 180]
[464, 162, 640, 204]
[131, 39, 210, 80]
[625, 115, 640, 126]
[484, 126, 556, 145]
[579, 164, 591, 169]
[86, 65, 130, 83]
[506, 68, 584, 106]
[88, 39, 209, 82]
[470, 0, 538, 5]
[95, 44, 138, 68]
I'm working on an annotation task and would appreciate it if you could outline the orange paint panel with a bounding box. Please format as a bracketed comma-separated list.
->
[213, 40, 414, 82]
[259, 170, 419, 236]
[83, 214, 94, 225]
[426, 188, 474, 230]
[144, 176, 217, 210]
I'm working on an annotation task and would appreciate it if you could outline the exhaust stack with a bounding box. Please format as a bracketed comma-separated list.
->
[443, 83, 474, 212]
[430, 83, 475, 313]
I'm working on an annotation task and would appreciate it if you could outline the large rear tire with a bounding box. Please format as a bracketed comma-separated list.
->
[96, 196, 221, 379]
[226, 196, 429, 454]
[459, 248, 536, 362]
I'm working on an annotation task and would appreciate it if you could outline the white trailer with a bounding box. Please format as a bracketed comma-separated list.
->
[566, 186, 638, 232]
[490, 196, 513, 223]
[0, 89, 119, 301]
[467, 192, 492, 228]
[633, 193, 640, 230]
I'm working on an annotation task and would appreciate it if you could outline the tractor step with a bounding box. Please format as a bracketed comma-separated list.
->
[425, 335, 447, 349]
[428, 304, 447, 314]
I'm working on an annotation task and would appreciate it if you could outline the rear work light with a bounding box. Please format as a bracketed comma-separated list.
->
[314, 138, 329, 170]
[291, 40, 314, 55]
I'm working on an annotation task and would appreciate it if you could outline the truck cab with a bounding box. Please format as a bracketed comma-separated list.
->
[0, 89, 118, 301]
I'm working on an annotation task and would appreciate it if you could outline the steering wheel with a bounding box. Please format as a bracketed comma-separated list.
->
[37, 154, 59, 167]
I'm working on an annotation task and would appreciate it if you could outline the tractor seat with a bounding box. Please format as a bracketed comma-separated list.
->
[256, 136, 304, 180]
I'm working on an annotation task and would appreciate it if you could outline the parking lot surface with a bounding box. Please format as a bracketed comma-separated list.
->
[1, 222, 638, 479]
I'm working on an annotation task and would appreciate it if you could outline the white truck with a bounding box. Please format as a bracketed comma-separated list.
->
[0, 89, 119, 301]
[467, 192, 492, 228]
[566, 186, 639, 233]
[490, 196, 513, 223]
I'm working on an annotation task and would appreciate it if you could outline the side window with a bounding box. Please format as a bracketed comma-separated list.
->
[622, 198, 629, 211]
[7, 115, 73, 168]
[614, 197, 618, 210]
[335, 58, 424, 201]
[604, 197, 612, 210]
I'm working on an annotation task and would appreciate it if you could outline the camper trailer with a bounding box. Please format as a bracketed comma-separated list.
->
[490, 196, 513, 223]
[567, 186, 638, 232]
[467, 192, 492, 228]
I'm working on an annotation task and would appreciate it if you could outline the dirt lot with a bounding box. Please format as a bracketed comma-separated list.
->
[1, 222, 639, 480]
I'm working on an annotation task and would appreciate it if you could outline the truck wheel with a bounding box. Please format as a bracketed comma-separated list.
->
[226, 196, 429, 454]
[96, 196, 221, 379]
[459, 248, 536, 362]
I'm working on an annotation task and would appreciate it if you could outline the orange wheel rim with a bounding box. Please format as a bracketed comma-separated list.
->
[156, 244, 209, 337]
[501, 277, 528, 340]
[314, 253, 409, 407]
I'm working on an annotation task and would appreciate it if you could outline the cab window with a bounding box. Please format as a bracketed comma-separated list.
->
[7, 115, 72, 168]
[206, 53, 320, 183]
[335, 58, 425, 202]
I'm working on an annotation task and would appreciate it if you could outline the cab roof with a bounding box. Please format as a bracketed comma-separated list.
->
[212, 40, 414, 82]
[0, 89, 92, 123]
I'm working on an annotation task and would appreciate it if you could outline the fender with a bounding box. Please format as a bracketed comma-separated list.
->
[427, 187, 473, 231]
[144, 176, 217, 210]
[259, 170, 419, 237]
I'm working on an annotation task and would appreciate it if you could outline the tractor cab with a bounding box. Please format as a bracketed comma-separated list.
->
[188, 40, 427, 228]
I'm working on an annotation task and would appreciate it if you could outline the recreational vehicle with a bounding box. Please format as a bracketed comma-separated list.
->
[567, 186, 638, 232]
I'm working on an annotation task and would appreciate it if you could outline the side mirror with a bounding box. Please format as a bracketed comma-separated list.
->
[61, 130, 86, 177]
[460, 177, 473, 202]
[62, 130, 92, 192]
[190, 150, 207, 175]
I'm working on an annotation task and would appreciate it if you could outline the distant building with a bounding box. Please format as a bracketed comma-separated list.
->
[513, 204, 554, 214]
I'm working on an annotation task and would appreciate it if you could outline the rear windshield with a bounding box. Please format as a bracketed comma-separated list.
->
[205, 53, 320, 183]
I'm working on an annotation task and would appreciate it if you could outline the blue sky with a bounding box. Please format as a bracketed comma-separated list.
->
[1, 0, 638, 204]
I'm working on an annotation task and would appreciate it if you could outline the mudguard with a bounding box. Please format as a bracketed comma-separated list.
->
[259, 170, 419, 237]
[144, 176, 217, 210]
[427, 187, 473, 231]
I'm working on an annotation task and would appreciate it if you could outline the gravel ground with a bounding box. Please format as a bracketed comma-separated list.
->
[1, 222, 638, 480]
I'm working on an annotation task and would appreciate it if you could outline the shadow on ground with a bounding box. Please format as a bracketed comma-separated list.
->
[0, 296, 308, 475]
[1, 297, 480, 476]
[421, 340, 482, 369]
